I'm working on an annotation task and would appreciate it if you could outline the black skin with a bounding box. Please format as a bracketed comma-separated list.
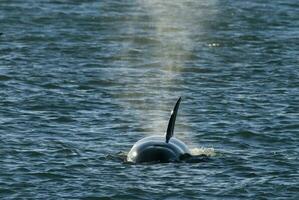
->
[181, 154, 210, 163]
[103, 148, 211, 164]
[124, 153, 210, 164]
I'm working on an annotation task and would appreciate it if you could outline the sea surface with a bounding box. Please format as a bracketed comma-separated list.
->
[0, 0, 298, 199]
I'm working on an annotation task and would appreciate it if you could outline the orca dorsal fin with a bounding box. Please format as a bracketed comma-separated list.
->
[166, 97, 182, 143]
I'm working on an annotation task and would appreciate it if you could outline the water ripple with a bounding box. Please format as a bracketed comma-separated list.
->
[1, 0, 298, 199]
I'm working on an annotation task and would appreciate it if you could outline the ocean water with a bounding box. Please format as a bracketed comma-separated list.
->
[0, 0, 298, 199]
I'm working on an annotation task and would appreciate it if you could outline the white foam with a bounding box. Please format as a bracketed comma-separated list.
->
[190, 147, 216, 157]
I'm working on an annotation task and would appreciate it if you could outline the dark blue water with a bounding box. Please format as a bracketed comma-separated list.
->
[0, 0, 298, 199]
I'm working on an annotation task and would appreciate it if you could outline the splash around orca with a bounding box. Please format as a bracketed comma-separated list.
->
[127, 97, 205, 164]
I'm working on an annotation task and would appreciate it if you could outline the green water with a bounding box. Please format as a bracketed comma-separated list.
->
[0, 0, 298, 199]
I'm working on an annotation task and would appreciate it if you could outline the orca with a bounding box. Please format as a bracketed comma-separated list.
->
[127, 97, 192, 163]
